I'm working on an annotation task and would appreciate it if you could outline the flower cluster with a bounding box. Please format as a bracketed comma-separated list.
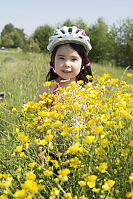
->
[0, 73, 133, 198]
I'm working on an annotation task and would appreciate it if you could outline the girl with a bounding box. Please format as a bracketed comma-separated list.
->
[37, 26, 93, 103]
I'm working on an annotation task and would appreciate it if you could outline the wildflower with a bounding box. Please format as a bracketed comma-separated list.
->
[83, 136, 96, 144]
[58, 168, 70, 176]
[115, 157, 120, 165]
[24, 195, 33, 199]
[15, 168, 21, 172]
[43, 170, 53, 177]
[69, 157, 81, 168]
[12, 107, 16, 112]
[106, 197, 115, 199]
[86, 175, 97, 188]
[20, 152, 25, 157]
[96, 162, 108, 173]
[67, 142, 80, 155]
[79, 196, 89, 199]
[56, 152, 62, 157]
[64, 193, 72, 199]
[121, 148, 130, 156]
[128, 172, 133, 183]
[92, 126, 103, 133]
[126, 191, 133, 197]
[22, 180, 38, 194]
[18, 131, 29, 142]
[92, 187, 100, 193]
[102, 180, 115, 191]
[43, 81, 51, 87]
[128, 140, 133, 147]
[99, 139, 108, 148]
[14, 145, 23, 152]
[0, 196, 6, 199]
[28, 162, 36, 168]
[14, 189, 27, 198]
[127, 73, 133, 77]
[78, 181, 86, 187]
[25, 172, 36, 181]
[95, 147, 104, 155]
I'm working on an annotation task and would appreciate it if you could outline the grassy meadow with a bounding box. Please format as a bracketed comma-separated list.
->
[0, 50, 133, 107]
[0, 51, 133, 199]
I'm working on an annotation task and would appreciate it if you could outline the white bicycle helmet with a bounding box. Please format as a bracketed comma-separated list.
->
[47, 26, 92, 53]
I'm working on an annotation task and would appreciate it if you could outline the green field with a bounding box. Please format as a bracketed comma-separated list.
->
[0, 50, 133, 108]
[0, 51, 133, 198]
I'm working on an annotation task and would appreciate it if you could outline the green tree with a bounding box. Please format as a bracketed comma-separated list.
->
[114, 18, 133, 67]
[1, 23, 14, 37]
[88, 18, 111, 63]
[33, 25, 54, 53]
[1, 34, 14, 47]
[1, 23, 27, 49]
[28, 38, 40, 53]
[61, 19, 75, 27]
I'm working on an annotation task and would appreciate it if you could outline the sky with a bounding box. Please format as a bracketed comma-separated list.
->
[0, 0, 133, 37]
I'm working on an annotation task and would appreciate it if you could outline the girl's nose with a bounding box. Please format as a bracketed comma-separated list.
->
[64, 61, 71, 68]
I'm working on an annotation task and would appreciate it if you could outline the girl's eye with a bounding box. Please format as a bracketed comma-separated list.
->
[72, 58, 77, 61]
[59, 57, 64, 60]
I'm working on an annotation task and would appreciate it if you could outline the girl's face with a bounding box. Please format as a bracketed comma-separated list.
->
[54, 44, 82, 81]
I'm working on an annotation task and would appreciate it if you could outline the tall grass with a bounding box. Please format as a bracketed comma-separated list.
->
[0, 51, 133, 108]
[0, 51, 133, 198]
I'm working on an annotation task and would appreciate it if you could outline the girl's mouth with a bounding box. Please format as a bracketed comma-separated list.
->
[62, 70, 72, 73]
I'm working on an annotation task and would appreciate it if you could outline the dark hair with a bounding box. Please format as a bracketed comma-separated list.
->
[46, 43, 93, 84]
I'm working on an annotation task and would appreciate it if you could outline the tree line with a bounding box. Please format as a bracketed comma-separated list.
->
[0, 18, 133, 68]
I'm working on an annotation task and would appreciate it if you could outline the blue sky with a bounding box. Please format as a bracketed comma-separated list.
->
[0, 0, 133, 36]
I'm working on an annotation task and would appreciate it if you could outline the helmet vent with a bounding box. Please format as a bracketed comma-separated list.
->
[79, 36, 83, 39]
[58, 36, 62, 38]
[76, 29, 80, 33]
[60, 29, 65, 34]
[68, 28, 72, 33]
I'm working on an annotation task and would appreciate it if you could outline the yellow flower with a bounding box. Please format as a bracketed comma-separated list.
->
[58, 169, 70, 176]
[83, 136, 96, 144]
[14, 145, 23, 152]
[102, 180, 115, 191]
[92, 187, 100, 193]
[43, 170, 53, 177]
[56, 152, 62, 157]
[95, 147, 104, 155]
[99, 139, 108, 148]
[24, 195, 33, 199]
[69, 157, 81, 168]
[20, 152, 25, 157]
[106, 197, 115, 199]
[96, 162, 108, 173]
[128, 140, 133, 147]
[79, 196, 89, 199]
[25, 172, 36, 181]
[128, 172, 133, 183]
[14, 189, 27, 198]
[0, 195, 6, 199]
[127, 73, 133, 77]
[43, 81, 51, 87]
[92, 126, 103, 133]
[115, 157, 120, 165]
[86, 175, 97, 188]
[45, 156, 51, 162]
[28, 162, 36, 168]
[126, 191, 133, 197]
[22, 180, 38, 194]
[121, 148, 130, 156]
[78, 181, 86, 187]
[18, 132, 29, 143]
[15, 168, 21, 172]
[67, 142, 80, 155]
